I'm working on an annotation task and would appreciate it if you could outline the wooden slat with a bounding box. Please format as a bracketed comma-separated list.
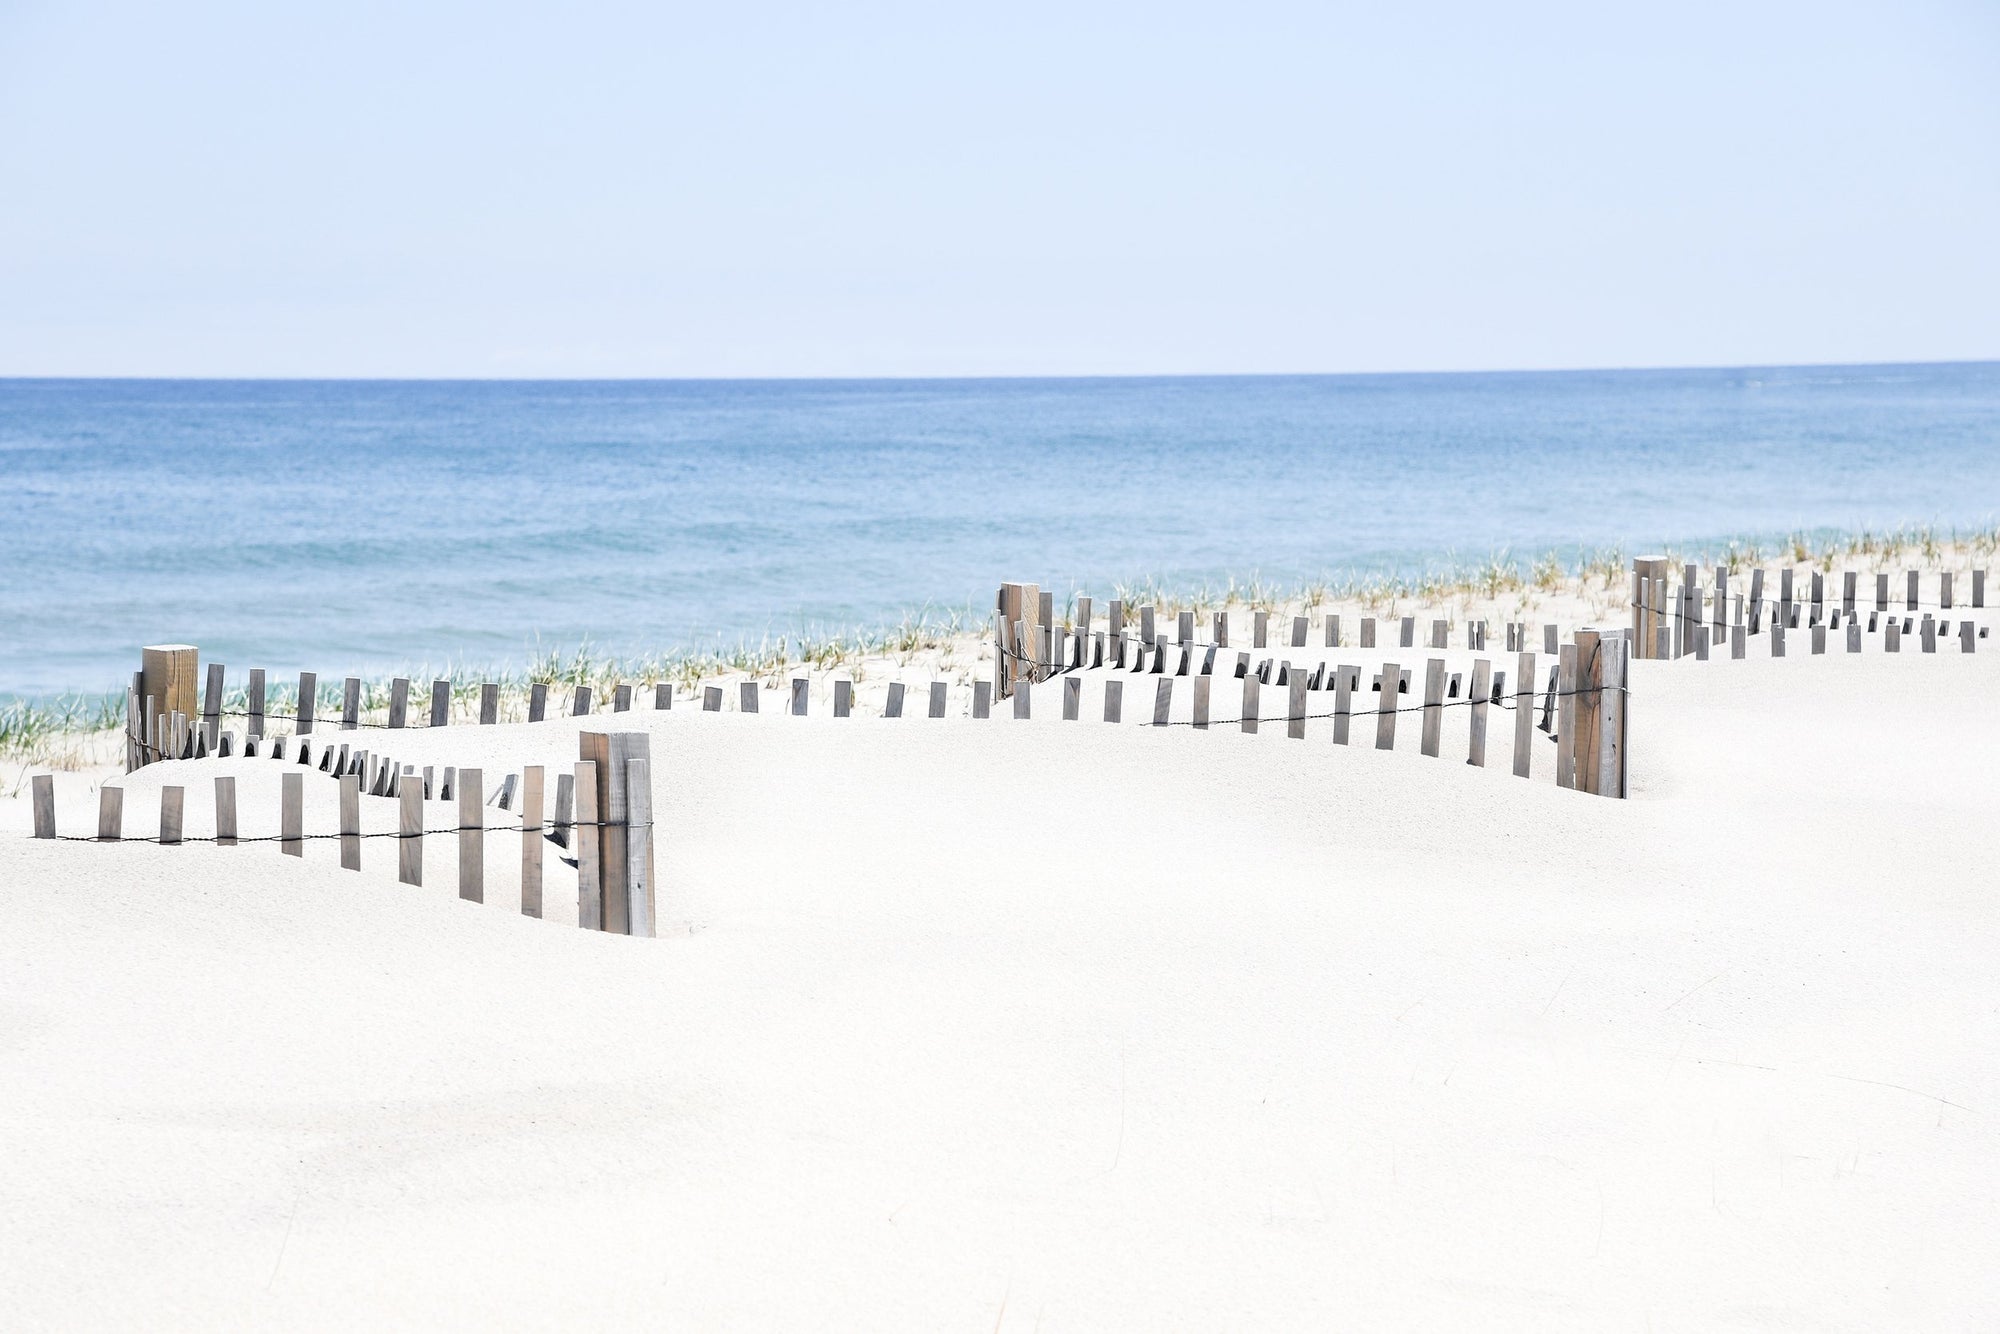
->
[615, 684, 633, 713]
[1333, 664, 1355, 745]
[973, 681, 991, 718]
[1360, 617, 1376, 648]
[575, 760, 601, 929]
[1513, 651, 1536, 778]
[929, 681, 947, 718]
[430, 678, 450, 727]
[281, 773, 302, 857]
[1103, 679, 1123, 722]
[343, 677, 361, 731]
[551, 771, 574, 847]
[1374, 661, 1400, 750]
[885, 682, 905, 718]
[1292, 616, 1308, 648]
[1555, 644, 1577, 790]
[1213, 611, 1229, 646]
[519, 765, 543, 916]
[1153, 677, 1173, 726]
[573, 685, 593, 716]
[1419, 659, 1444, 755]
[339, 773, 361, 870]
[625, 757, 654, 938]
[160, 786, 184, 845]
[1063, 676, 1081, 720]
[1571, 630, 1602, 794]
[98, 786, 123, 841]
[214, 776, 236, 846]
[297, 671, 317, 735]
[1325, 614, 1339, 648]
[398, 781, 423, 886]
[480, 683, 499, 724]
[1013, 678, 1031, 719]
[656, 682, 674, 710]
[457, 767, 484, 902]
[1467, 659, 1491, 766]
[389, 676, 409, 728]
[1192, 674, 1211, 729]
[200, 662, 224, 750]
[739, 681, 759, 713]
[1253, 610, 1268, 648]
[31, 774, 55, 839]
[834, 680, 852, 717]
[246, 668, 266, 740]
[529, 682, 548, 722]
[1287, 669, 1307, 739]
[793, 678, 810, 716]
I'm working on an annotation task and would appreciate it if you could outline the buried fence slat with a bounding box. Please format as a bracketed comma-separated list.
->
[573, 685, 593, 716]
[656, 682, 674, 710]
[281, 773, 302, 857]
[202, 662, 224, 751]
[740, 681, 759, 713]
[1333, 665, 1355, 745]
[1013, 679, 1032, 719]
[1103, 679, 1123, 723]
[1513, 651, 1536, 778]
[615, 684, 632, 713]
[1400, 617, 1415, 648]
[885, 682, 905, 718]
[430, 679, 450, 728]
[1962, 620, 1976, 653]
[1142, 605, 1157, 645]
[625, 757, 655, 939]
[31, 774, 55, 839]
[551, 772, 573, 848]
[1467, 659, 1491, 766]
[215, 776, 236, 846]
[98, 785, 123, 841]
[1731, 623, 1746, 658]
[298, 671, 318, 735]
[1179, 610, 1195, 644]
[1213, 611, 1229, 647]
[530, 683, 548, 722]
[973, 681, 992, 718]
[248, 668, 266, 739]
[339, 773, 361, 870]
[1374, 661, 1400, 750]
[929, 682, 948, 718]
[1886, 618, 1900, 651]
[343, 677, 361, 730]
[1360, 617, 1376, 648]
[390, 676, 410, 728]
[399, 781, 423, 886]
[480, 683, 499, 724]
[702, 686, 723, 712]
[1599, 634, 1628, 799]
[1543, 624, 1558, 655]
[1555, 644, 1578, 790]
[1941, 572, 1954, 610]
[1240, 673, 1260, 734]
[124, 675, 141, 772]
[1253, 610, 1268, 648]
[160, 786, 184, 845]
[1326, 614, 1340, 648]
[457, 767, 484, 902]
[1292, 616, 1308, 648]
[1812, 625, 1826, 654]
[1420, 659, 1445, 756]
[1974, 569, 1986, 608]
[1287, 670, 1307, 739]
[1153, 677, 1173, 726]
[521, 765, 543, 916]
[1571, 630, 1602, 795]
[1193, 674, 1211, 729]
[834, 680, 852, 717]
[575, 760, 601, 930]
[1430, 620, 1448, 650]
[1847, 618, 1862, 652]
[1063, 676, 1081, 720]
[1907, 570, 1919, 611]
[793, 678, 810, 716]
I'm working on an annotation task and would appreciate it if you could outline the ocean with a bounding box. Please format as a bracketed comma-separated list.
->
[4, 363, 1998, 696]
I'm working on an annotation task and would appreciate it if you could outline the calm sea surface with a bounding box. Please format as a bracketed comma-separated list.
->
[4, 364, 1998, 696]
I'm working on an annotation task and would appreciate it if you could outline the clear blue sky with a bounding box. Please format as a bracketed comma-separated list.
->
[2, 1, 1995, 378]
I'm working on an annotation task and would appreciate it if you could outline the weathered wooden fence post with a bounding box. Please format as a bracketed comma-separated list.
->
[339, 773, 361, 870]
[281, 773, 302, 857]
[574, 760, 601, 929]
[521, 765, 543, 918]
[99, 786, 123, 841]
[399, 781, 423, 886]
[457, 768, 483, 901]
[31, 774, 56, 839]
[1375, 662, 1400, 750]
[578, 733, 654, 935]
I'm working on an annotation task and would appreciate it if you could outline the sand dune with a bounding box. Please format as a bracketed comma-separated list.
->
[2, 639, 1996, 1328]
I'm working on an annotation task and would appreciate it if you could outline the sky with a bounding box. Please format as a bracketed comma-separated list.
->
[0, 1, 1996, 378]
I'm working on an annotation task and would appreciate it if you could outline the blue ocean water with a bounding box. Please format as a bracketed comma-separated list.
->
[4, 364, 1998, 696]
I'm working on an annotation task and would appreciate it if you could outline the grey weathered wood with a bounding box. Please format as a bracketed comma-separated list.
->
[973, 681, 991, 718]
[1291, 616, 1308, 648]
[1193, 674, 1211, 729]
[1842, 571, 1856, 616]
[834, 680, 852, 717]
[573, 684, 593, 716]
[439, 766, 455, 801]
[281, 772, 303, 857]
[1399, 616, 1415, 648]
[1106, 598, 1125, 644]
[574, 760, 601, 930]
[201, 662, 224, 750]
[248, 668, 266, 739]
[1141, 605, 1157, 645]
[398, 781, 423, 886]
[1811, 625, 1826, 654]
[30, 774, 55, 838]
[1013, 678, 1031, 719]
[1906, 569, 1919, 611]
[1693, 624, 1708, 659]
[1063, 676, 1081, 720]
[1543, 623, 1558, 655]
[98, 785, 123, 841]
[297, 671, 317, 735]
[1360, 617, 1375, 648]
[495, 772, 517, 811]
[1374, 661, 1400, 750]
[1241, 673, 1261, 734]
[477, 683, 498, 725]
[457, 767, 483, 902]
[580, 732, 653, 934]
[159, 786, 184, 845]
[614, 684, 632, 712]
[339, 773, 361, 869]
[343, 676, 361, 730]
[1554, 644, 1577, 790]
[1252, 610, 1268, 648]
[1847, 618, 1862, 652]
[1732, 624, 1746, 658]
[1333, 664, 1355, 745]
[551, 771, 573, 847]
[1631, 557, 1670, 657]
[1214, 611, 1229, 646]
[929, 681, 947, 718]
[793, 678, 810, 716]
[1974, 569, 1986, 608]
[520, 765, 543, 916]
[1153, 677, 1173, 726]
[1885, 617, 1900, 651]
[1077, 597, 1093, 647]
[1571, 630, 1602, 795]
[1874, 571, 1888, 612]
[1466, 659, 1491, 766]
[1419, 659, 1445, 756]
[739, 682, 762, 714]
[530, 682, 548, 722]
[656, 682, 674, 710]
[1287, 670, 1307, 739]
[1326, 614, 1339, 648]
[885, 682, 905, 718]
[1430, 619, 1447, 650]
[1599, 634, 1627, 799]
[430, 678, 450, 727]
[1103, 679, 1123, 722]
[703, 686, 723, 712]
[1771, 620, 1786, 657]
[1178, 610, 1195, 644]
[214, 776, 236, 846]
[624, 757, 654, 938]
[1962, 620, 1976, 653]
[389, 676, 410, 728]
[1921, 615, 1936, 653]
[1513, 651, 1536, 777]
[1941, 572, 1954, 609]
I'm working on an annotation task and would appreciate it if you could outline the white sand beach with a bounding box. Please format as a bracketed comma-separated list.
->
[2, 587, 1996, 1330]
